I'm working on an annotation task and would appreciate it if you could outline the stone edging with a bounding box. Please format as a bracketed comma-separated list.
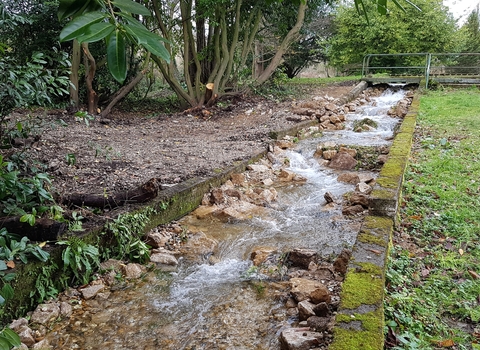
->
[329, 94, 419, 350]
[1, 81, 370, 324]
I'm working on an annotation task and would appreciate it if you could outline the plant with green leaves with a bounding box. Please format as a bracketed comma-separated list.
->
[0, 228, 50, 264]
[0, 327, 20, 350]
[57, 236, 100, 285]
[102, 210, 153, 263]
[58, 0, 170, 84]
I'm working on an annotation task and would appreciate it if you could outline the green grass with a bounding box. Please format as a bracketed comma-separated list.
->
[385, 88, 480, 350]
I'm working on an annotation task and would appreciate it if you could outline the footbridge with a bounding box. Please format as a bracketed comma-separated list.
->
[361, 53, 480, 88]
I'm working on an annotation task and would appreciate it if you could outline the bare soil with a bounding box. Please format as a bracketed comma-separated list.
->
[9, 82, 358, 202]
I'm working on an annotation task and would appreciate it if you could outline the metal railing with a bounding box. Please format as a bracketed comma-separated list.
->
[361, 53, 480, 88]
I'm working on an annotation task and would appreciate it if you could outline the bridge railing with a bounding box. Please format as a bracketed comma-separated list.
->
[362, 53, 480, 87]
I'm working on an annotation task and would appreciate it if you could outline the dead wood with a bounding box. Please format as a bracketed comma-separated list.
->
[0, 217, 66, 241]
[59, 178, 161, 210]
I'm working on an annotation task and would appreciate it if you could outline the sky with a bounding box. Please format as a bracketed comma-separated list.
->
[443, 0, 479, 24]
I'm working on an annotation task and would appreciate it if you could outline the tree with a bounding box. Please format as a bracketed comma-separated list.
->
[327, 0, 457, 69]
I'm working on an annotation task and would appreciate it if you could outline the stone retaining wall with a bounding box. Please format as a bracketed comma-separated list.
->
[330, 94, 419, 350]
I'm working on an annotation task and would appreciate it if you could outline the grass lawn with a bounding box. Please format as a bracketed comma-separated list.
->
[384, 88, 480, 349]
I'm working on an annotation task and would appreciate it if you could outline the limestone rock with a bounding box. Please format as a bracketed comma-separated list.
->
[230, 173, 246, 186]
[297, 300, 316, 321]
[18, 327, 35, 347]
[322, 149, 337, 160]
[355, 182, 372, 194]
[122, 263, 146, 279]
[251, 248, 276, 266]
[178, 231, 217, 260]
[247, 164, 270, 172]
[59, 301, 73, 318]
[280, 328, 323, 350]
[349, 192, 369, 207]
[80, 284, 105, 300]
[307, 316, 330, 332]
[145, 231, 169, 248]
[288, 248, 317, 269]
[342, 204, 365, 216]
[312, 302, 329, 317]
[31, 303, 60, 325]
[99, 259, 124, 272]
[339, 146, 357, 158]
[290, 278, 331, 303]
[150, 252, 178, 266]
[333, 249, 352, 275]
[193, 205, 220, 219]
[9, 318, 28, 332]
[324, 192, 335, 204]
[337, 172, 360, 184]
[275, 140, 295, 149]
[328, 152, 357, 170]
[32, 339, 51, 350]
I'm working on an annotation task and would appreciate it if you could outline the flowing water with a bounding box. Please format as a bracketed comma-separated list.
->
[44, 88, 408, 350]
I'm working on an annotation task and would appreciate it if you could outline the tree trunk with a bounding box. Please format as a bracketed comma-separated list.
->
[100, 68, 147, 118]
[82, 43, 98, 114]
[255, 1, 308, 85]
[0, 217, 66, 242]
[70, 39, 81, 108]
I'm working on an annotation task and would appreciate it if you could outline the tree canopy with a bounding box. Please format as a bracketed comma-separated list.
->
[327, 0, 457, 69]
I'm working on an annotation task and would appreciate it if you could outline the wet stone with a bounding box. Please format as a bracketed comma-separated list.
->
[307, 316, 330, 332]
[31, 303, 60, 325]
[80, 284, 105, 300]
[280, 328, 323, 350]
[288, 248, 318, 269]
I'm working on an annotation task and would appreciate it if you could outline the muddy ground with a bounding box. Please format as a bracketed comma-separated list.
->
[6, 81, 358, 205]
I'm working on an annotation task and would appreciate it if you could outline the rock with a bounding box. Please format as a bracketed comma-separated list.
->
[251, 247, 276, 266]
[102, 270, 117, 286]
[122, 263, 145, 279]
[324, 192, 335, 204]
[247, 164, 269, 172]
[288, 248, 317, 269]
[329, 115, 341, 124]
[230, 173, 246, 186]
[298, 300, 316, 321]
[59, 302, 73, 318]
[322, 149, 337, 160]
[358, 173, 375, 184]
[210, 188, 225, 204]
[32, 339, 51, 350]
[278, 169, 295, 181]
[285, 297, 297, 308]
[193, 205, 220, 219]
[275, 140, 295, 149]
[328, 152, 357, 170]
[339, 146, 357, 158]
[257, 188, 277, 203]
[12, 343, 28, 350]
[342, 204, 365, 216]
[150, 252, 178, 266]
[30, 303, 60, 325]
[224, 188, 242, 200]
[145, 231, 169, 248]
[355, 182, 372, 194]
[99, 259, 124, 272]
[349, 192, 369, 207]
[377, 154, 389, 164]
[333, 249, 352, 275]
[313, 302, 330, 317]
[280, 328, 323, 350]
[311, 286, 331, 304]
[337, 172, 360, 184]
[178, 231, 217, 260]
[9, 318, 28, 332]
[290, 278, 331, 303]
[18, 327, 35, 347]
[325, 103, 337, 111]
[262, 178, 274, 186]
[80, 283, 105, 300]
[307, 316, 330, 332]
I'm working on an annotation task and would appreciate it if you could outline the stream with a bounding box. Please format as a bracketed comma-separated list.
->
[43, 87, 409, 349]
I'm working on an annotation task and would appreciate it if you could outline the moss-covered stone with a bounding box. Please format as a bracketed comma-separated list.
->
[331, 308, 384, 350]
[357, 232, 387, 247]
[339, 265, 384, 310]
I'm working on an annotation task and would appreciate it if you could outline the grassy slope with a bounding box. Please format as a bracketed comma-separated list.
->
[385, 88, 480, 349]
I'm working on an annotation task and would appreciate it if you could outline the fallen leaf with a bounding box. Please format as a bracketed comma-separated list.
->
[38, 241, 46, 248]
[6, 260, 15, 269]
[435, 339, 455, 347]
[367, 248, 382, 255]
[409, 215, 422, 220]
[468, 270, 480, 280]
[421, 268, 430, 277]
[459, 248, 464, 255]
